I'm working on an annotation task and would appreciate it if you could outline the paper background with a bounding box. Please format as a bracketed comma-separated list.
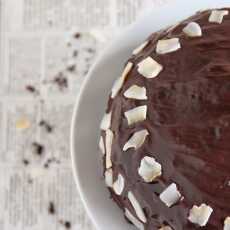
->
[0, 0, 170, 229]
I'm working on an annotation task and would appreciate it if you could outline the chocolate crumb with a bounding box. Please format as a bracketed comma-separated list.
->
[23, 159, 29, 166]
[64, 221, 71, 229]
[67, 65, 76, 72]
[86, 48, 95, 53]
[48, 202, 55, 215]
[44, 157, 61, 168]
[39, 120, 53, 133]
[28, 178, 33, 184]
[74, 32, 81, 39]
[26, 85, 39, 94]
[59, 220, 72, 228]
[59, 220, 71, 229]
[32, 142, 44, 156]
[53, 73, 68, 90]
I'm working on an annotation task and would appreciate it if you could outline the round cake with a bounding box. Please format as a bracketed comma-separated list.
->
[99, 8, 230, 230]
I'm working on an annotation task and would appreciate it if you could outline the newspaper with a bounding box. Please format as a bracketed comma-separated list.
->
[0, 0, 169, 229]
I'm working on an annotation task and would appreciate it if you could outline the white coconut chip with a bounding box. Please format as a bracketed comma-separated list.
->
[137, 57, 163, 78]
[209, 10, 229, 24]
[99, 136, 105, 155]
[159, 226, 172, 230]
[124, 85, 147, 100]
[113, 174, 125, 195]
[132, 41, 149, 55]
[123, 129, 149, 151]
[125, 209, 144, 230]
[224, 217, 230, 230]
[124, 105, 147, 126]
[156, 38, 181, 54]
[105, 129, 113, 169]
[138, 156, 162, 183]
[188, 204, 213, 227]
[105, 169, 113, 187]
[159, 183, 182, 207]
[128, 191, 147, 223]
[183, 22, 202, 37]
[100, 112, 112, 130]
[111, 62, 133, 98]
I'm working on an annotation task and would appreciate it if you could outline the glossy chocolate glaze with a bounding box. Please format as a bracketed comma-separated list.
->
[103, 9, 230, 230]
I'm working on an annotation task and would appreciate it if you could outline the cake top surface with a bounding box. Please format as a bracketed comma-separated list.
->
[100, 8, 230, 230]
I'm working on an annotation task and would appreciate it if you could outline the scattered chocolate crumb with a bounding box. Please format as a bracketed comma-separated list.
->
[60, 220, 71, 229]
[28, 178, 33, 184]
[32, 142, 44, 156]
[73, 50, 78, 57]
[39, 120, 53, 133]
[64, 221, 71, 229]
[74, 32, 81, 39]
[22, 159, 29, 166]
[86, 48, 95, 53]
[53, 73, 68, 90]
[48, 202, 56, 215]
[44, 157, 61, 168]
[66, 64, 76, 72]
[26, 85, 39, 94]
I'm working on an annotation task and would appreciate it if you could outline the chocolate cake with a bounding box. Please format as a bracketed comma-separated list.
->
[99, 8, 230, 230]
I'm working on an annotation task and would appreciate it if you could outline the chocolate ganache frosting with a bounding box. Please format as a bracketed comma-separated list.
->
[99, 8, 230, 230]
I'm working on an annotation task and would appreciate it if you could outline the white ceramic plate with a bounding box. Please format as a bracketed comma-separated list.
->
[70, 1, 230, 229]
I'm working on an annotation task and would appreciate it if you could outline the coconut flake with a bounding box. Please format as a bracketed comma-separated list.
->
[16, 117, 31, 130]
[188, 204, 213, 227]
[124, 85, 147, 100]
[125, 209, 144, 230]
[160, 183, 182, 207]
[137, 57, 163, 78]
[111, 62, 133, 98]
[209, 10, 229, 24]
[159, 226, 172, 230]
[128, 191, 147, 223]
[183, 22, 202, 37]
[224, 217, 230, 230]
[100, 112, 112, 130]
[124, 105, 147, 126]
[156, 38, 181, 54]
[138, 156, 162, 183]
[113, 174, 125, 195]
[105, 129, 113, 169]
[99, 136, 105, 155]
[105, 169, 113, 187]
[132, 41, 149, 55]
[123, 129, 149, 151]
